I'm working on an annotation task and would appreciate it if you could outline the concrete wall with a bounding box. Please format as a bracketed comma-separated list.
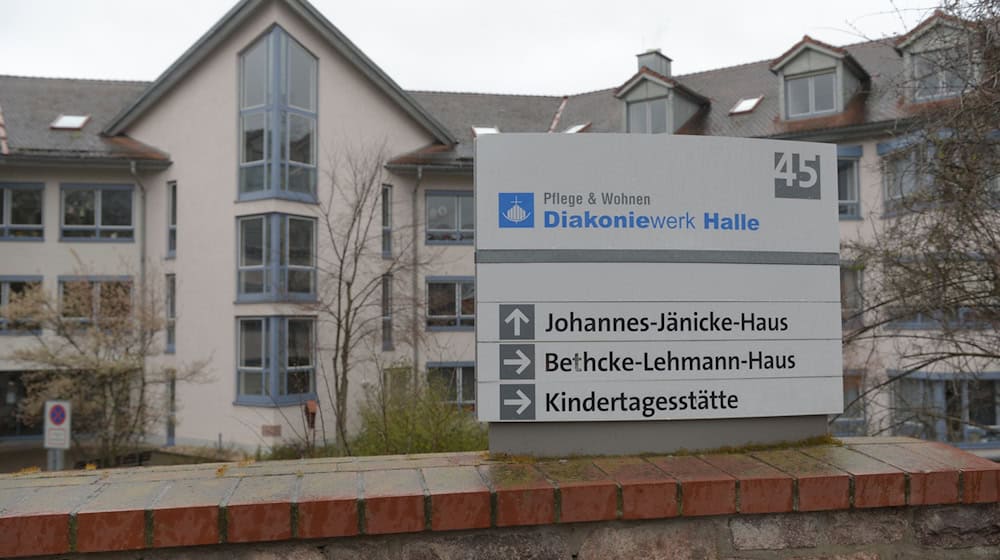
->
[1, 437, 998, 559]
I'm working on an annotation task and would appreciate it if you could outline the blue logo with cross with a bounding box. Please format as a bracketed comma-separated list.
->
[498, 193, 534, 228]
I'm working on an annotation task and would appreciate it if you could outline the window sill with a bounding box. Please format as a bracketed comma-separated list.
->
[0, 330, 42, 337]
[233, 393, 318, 408]
[235, 294, 318, 304]
[237, 191, 318, 204]
[838, 215, 863, 221]
[165, 252, 176, 261]
[60, 236, 135, 243]
[165, 346, 175, 355]
[0, 236, 44, 242]
[426, 239, 474, 246]
[427, 325, 475, 332]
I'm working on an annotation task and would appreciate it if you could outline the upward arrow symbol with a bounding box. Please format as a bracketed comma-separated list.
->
[504, 308, 530, 337]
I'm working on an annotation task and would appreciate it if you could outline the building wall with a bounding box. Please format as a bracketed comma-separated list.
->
[115, 0, 438, 447]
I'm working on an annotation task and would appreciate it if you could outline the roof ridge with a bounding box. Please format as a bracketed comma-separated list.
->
[674, 35, 896, 80]
[0, 74, 151, 85]
[407, 89, 564, 99]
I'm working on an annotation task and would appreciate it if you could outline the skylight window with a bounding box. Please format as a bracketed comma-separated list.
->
[563, 123, 591, 134]
[729, 96, 763, 115]
[50, 115, 90, 130]
[472, 126, 499, 136]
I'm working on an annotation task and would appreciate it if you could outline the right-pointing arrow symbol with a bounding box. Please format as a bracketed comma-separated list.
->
[504, 308, 530, 337]
[503, 389, 532, 415]
[502, 349, 532, 375]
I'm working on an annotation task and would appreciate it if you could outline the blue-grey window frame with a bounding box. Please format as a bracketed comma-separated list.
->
[165, 273, 176, 353]
[381, 274, 393, 351]
[425, 190, 474, 245]
[0, 183, 44, 241]
[889, 370, 1000, 449]
[426, 361, 476, 409]
[166, 181, 177, 258]
[0, 276, 43, 335]
[57, 275, 133, 323]
[60, 184, 135, 242]
[235, 315, 317, 406]
[837, 145, 862, 219]
[236, 213, 317, 303]
[382, 184, 392, 258]
[238, 26, 318, 203]
[426, 276, 474, 331]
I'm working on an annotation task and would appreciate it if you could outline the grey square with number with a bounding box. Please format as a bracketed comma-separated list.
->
[499, 304, 534, 340]
[499, 384, 535, 420]
[774, 152, 821, 200]
[499, 344, 535, 380]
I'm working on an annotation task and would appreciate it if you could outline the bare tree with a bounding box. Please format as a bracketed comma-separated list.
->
[840, 1, 1000, 440]
[309, 142, 431, 454]
[3, 275, 207, 467]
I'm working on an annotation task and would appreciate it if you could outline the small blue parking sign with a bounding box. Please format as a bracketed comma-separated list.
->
[498, 193, 534, 228]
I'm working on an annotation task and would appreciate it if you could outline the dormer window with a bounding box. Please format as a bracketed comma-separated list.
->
[627, 97, 668, 134]
[913, 50, 965, 100]
[771, 36, 869, 122]
[785, 71, 836, 118]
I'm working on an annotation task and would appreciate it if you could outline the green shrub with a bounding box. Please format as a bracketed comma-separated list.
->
[350, 371, 487, 456]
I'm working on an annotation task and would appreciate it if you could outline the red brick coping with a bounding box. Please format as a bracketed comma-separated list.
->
[0, 437, 997, 557]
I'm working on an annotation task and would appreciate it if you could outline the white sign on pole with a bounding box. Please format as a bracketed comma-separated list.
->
[475, 134, 843, 423]
[44, 400, 71, 450]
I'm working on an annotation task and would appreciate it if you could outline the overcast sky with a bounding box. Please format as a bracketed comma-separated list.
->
[1, 0, 938, 95]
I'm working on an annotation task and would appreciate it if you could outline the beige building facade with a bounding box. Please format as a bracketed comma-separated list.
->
[0, 2, 993, 452]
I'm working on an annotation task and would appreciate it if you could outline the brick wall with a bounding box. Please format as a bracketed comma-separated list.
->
[0, 437, 998, 558]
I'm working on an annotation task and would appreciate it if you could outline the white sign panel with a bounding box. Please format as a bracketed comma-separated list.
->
[475, 134, 842, 422]
[44, 400, 71, 450]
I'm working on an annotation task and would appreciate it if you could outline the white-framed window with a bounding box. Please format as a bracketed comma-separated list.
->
[0, 184, 43, 240]
[838, 158, 860, 218]
[426, 191, 474, 244]
[426, 277, 474, 330]
[627, 97, 669, 134]
[165, 274, 176, 353]
[427, 362, 476, 410]
[61, 185, 134, 241]
[236, 316, 315, 404]
[237, 214, 315, 301]
[382, 274, 393, 351]
[239, 27, 317, 201]
[382, 184, 392, 257]
[167, 181, 177, 257]
[913, 49, 966, 100]
[785, 71, 836, 118]
[0, 277, 42, 334]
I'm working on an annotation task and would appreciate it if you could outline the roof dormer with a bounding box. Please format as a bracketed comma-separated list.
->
[615, 49, 708, 134]
[895, 11, 976, 102]
[770, 36, 869, 120]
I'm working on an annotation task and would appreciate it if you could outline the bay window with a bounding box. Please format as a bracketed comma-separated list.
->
[237, 214, 315, 301]
[236, 316, 316, 404]
[239, 27, 317, 201]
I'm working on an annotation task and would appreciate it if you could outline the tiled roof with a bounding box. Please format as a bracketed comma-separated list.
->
[0, 75, 168, 163]
[1, 35, 913, 169]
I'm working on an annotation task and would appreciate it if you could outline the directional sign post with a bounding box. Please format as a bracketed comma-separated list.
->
[475, 134, 843, 455]
[44, 400, 71, 471]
